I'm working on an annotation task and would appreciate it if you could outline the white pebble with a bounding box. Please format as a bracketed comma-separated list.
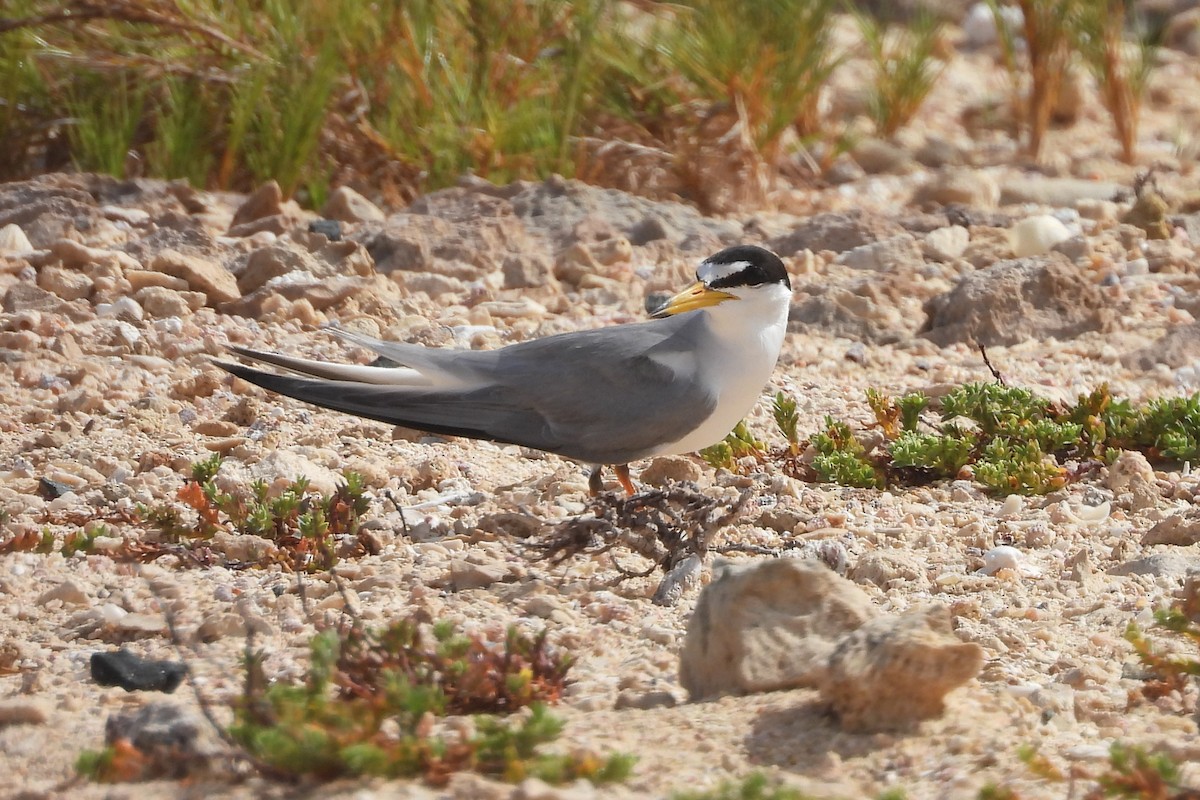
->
[1010, 215, 1073, 257]
[980, 545, 1041, 577]
[0, 223, 33, 255]
[999, 494, 1024, 516]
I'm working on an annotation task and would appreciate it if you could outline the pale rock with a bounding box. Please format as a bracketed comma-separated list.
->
[125, 270, 189, 292]
[923, 226, 970, 262]
[397, 271, 467, 299]
[322, 186, 386, 223]
[448, 559, 512, 590]
[151, 249, 240, 305]
[196, 613, 245, 642]
[963, 1, 1022, 47]
[101, 205, 150, 225]
[95, 296, 144, 323]
[998, 177, 1122, 207]
[36, 580, 89, 606]
[820, 604, 983, 731]
[477, 298, 546, 319]
[849, 549, 929, 589]
[912, 169, 1000, 209]
[36, 266, 92, 301]
[678, 558, 876, 699]
[1142, 507, 1200, 546]
[230, 180, 283, 228]
[923, 254, 1114, 347]
[502, 253, 558, 290]
[513, 777, 596, 800]
[0, 223, 33, 254]
[0, 697, 52, 726]
[136, 286, 204, 317]
[1105, 450, 1159, 511]
[1009, 215, 1073, 258]
[980, 545, 1039, 576]
[1109, 553, 1200, 578]
[251, 450, 343, 497]
[836, 233, 923, 272]
[209, 531, 278, 563]
[639, 456, 702, 487]
[851, 138, 916, 175]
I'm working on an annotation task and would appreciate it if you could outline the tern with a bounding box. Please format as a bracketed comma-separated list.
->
[218, 245, 792, 495]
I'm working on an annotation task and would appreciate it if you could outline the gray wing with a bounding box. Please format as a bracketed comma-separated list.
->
[217, 313, 717, 465]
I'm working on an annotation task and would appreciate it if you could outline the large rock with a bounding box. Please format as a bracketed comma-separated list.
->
[678, 558, 877, 699]
[770, 212, 906, 256]
[789, 271, 947, 344]
[922, 253, 1114, 346]
[1122, 322, 1200, 369]
[820, 605, 983, 731]
[998, 176, 1121, 207]
[1142, 507, 1200, 547]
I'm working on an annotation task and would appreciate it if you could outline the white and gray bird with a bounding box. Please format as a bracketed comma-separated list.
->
[217, 245, 792, 495]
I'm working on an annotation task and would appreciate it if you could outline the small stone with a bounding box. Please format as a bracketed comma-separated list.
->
[849, 550, 929, 589]
[230, 180, 283, 228]
[912, 169, 1000, 209]
[96, 296, 144, 323]
[614, 689, 679, 710]
[836, 234, 923, 272]
[308, 218, 342, 241]
[194, 419, 239, 437]
[125, 270, 189, 292]
[923, 226, 970, 262]
[135, 286, 202, 317]
[151, 249, 240, 305]
[448, 559, 512, 590]
[0, 223, 33, 254]
[196, 613, 245, 642]
[0, 697, 52, 726]
[91, 649, 187, 693]
[322, 186, 385, 223]
[37, 266, 93, 301]
[36, 580, 89, 606]
[980, 545, 1036, 576]
[1009, 215, 1073, 258]
[639, 456, 702, 487]
[208, 530, 278, 563]
[851, 138, 916, 175]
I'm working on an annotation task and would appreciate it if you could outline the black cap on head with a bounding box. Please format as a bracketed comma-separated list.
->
[698, 245, 791, 291]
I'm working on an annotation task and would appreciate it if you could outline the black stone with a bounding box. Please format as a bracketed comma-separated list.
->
[308, 218, 342, 241]
[91, 649, 187, 693]
[38, 477, 74, 499]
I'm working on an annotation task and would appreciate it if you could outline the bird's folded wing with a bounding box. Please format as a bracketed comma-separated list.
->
[226, 345, 432, 386]
[217, 359, 560, 448]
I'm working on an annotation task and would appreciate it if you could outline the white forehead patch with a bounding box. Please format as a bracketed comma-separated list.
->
[697, 259, 751, 284]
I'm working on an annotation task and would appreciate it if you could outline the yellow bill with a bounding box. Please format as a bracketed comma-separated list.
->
[650, 282, 735, 318]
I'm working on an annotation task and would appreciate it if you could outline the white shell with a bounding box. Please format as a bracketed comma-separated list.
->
[1009, 215, 1072, 257]
[980, 545, 1041, 576]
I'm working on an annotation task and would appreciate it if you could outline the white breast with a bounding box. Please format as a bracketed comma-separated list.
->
[651, 282, 791, 456]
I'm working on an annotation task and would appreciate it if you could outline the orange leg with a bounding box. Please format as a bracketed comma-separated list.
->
[613, 464, 637, 496]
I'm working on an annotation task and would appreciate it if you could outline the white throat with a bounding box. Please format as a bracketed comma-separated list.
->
[653, 281, 792, 456]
